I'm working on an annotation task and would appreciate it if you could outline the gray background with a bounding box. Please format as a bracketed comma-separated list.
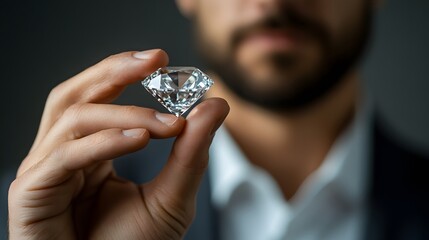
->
[1, 0, 429, 184]
[0, 0, 428, 238]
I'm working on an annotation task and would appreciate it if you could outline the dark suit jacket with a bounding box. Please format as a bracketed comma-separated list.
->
[364, 118, 429, 239]
[1, 117, 428, 239]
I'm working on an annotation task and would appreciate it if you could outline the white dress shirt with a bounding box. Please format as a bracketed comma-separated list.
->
[209, 104, 371, 240]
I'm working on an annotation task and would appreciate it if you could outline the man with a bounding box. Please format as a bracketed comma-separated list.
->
[6, 0, 429, 239]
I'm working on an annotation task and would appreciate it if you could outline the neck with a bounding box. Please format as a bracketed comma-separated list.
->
[206, 72, 359, 199]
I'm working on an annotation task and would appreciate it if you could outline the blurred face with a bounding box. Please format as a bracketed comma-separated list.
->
[181, 0, 372, 110]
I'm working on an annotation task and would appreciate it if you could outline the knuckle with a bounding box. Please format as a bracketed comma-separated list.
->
[92, 130, 112, 146]
[44, 81, 76, 116]
[8, 179, 22, 206]
[48, 84, 61, 99]
[150, 188, 191, 229]
[48, 145, 66, 162]
[8, 178, 20, 194]
[46, 83, 65, 105]
[104, 52, 122, 62]
[122, 105, 139, 113]
[123, 105, 152, 116]
[63, 103, 86, 120]
[93, 58, 119, 83]
[60, 103, 88, 137]
[85, 130, 119, 155]
[99, 52, 126, 70]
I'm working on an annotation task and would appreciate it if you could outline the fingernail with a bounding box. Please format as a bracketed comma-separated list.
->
[122, 128, 146, 138]
[133, 49, 159, 60]
[155, 112, 178, 126]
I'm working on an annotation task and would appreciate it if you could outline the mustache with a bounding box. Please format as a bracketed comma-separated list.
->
[231, 9, 330, 50]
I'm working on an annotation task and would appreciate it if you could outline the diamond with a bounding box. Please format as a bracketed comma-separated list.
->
[142, 67, 214, 116]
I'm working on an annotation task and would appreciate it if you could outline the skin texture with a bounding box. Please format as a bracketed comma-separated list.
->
[8, 49, 229, 239]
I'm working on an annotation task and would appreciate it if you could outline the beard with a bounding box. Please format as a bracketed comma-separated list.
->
[193, 3, 372, 112]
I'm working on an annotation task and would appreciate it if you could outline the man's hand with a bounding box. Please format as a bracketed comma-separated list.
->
[8, 49, 229, 239]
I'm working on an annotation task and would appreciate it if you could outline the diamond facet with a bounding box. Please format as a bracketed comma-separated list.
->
[142, 67, 214, 116]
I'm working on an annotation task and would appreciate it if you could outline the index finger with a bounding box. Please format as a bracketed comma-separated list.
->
[32, 49, 168, 151]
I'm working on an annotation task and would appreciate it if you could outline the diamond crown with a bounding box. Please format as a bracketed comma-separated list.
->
[142, 67, 214, 116]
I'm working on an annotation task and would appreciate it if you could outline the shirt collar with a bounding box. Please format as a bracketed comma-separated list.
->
[209, 100, 372, 211]
[291, 101, 372, 211]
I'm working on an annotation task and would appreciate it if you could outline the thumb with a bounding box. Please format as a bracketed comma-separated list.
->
[149, 98, 229, 210]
